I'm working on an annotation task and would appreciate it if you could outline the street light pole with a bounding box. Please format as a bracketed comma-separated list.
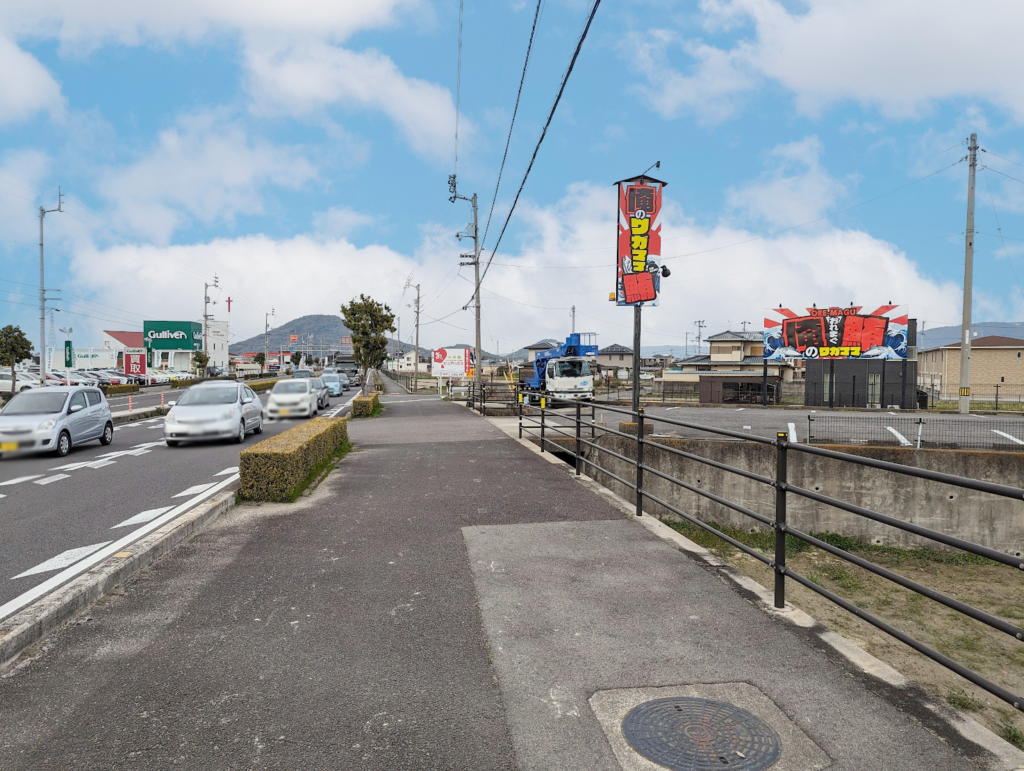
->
[959, 133, 978, 414]
[38, 187, 63, 384]
[414, 283, 421, 392]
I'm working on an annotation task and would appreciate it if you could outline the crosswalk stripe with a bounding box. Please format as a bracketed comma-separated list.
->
[33, 474, 70, 486]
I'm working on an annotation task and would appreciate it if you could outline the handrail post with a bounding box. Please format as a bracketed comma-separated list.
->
[575, 398, 582, 476]
[481, 383, 487, 415]
[518, 387, 523, 439]
[635, 406, 645, 517]
[774, 431, 788, 608]
[540, 396, 546, 453]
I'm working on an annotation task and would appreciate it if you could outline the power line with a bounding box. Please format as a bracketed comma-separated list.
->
[980, 168, 1024, 303]
[980, 165, 1024, 187]
[480, 0, 544, 251]
[468, 0, 603, 303]
[981, 148, 1024, 169]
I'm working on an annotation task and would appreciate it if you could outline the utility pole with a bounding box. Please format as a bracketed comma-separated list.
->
[38, 187, 63, 384]
[685, 332, 690, 358]
[203, 275, 218, 374]
[959, 133, 978, 415]
[571, 305, 576, 334]
[414, 283, 421, 392]
[694, 320, 706, 354]
[453, 179, 481, 392]
[264, 308, 274, 374]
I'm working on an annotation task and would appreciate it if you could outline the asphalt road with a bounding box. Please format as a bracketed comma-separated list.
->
[0, 388, 355, 616]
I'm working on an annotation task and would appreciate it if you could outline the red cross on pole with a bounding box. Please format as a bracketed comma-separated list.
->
[226, 297, 232, 312]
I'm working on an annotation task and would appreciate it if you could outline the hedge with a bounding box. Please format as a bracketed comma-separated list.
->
[352, 393, 381, 417]
[238, 417, 349, 502]
[101, 384, 140, 396]
[248, 379, 278, 393]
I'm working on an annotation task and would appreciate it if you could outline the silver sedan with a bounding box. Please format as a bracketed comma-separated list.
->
[164, 382, 263, 447]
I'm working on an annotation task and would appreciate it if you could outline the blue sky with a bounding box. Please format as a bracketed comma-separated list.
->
[2, 0, 1024, 355]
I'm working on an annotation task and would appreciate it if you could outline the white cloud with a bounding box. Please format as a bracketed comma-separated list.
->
[0, 150, 51, 239]
[634, 0, 1024, 122]
[244, 42, 462, 160]
[0, 1, 457, 158]
[0, 36, 64, 124]
[726, 136, 847, 227]
[97, 112, 317, 242]
[0, 1, 418, 48]
[311, 205, 374, 238]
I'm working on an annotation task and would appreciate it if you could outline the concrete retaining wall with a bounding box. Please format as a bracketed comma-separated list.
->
[577, 436, 1024, 556]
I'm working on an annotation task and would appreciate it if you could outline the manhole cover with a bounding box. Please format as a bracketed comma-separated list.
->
[622, 696, 781, 770]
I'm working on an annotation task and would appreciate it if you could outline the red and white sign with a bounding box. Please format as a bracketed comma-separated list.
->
[290, 334, 298, 343]
[432, 348, 474, 378]
[125, 347, 147, 377]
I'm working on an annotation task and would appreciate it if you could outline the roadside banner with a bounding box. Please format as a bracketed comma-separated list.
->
[764, 304, 909, 360]
[615, 174, 667, 306]
[125, 348, 147, 377]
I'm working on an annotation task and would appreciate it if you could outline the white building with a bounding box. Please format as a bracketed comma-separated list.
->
[199, 318, 230, 371]
[396, 348, 430, 373]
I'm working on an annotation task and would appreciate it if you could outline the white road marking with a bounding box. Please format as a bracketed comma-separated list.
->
[0, 474, 239, 621]
[132, 441, 166, 449]
[112, 506, 174, 529]
[0, 494, 6, 500]
[173, 483, 216, 498]
[0, 475, 43, 486]
[146, 425, 165, 429]
[735, 408, 745, 411]
[992, 429, 1024, 446]
[33, 474, 70, 486]
[215, 467, 239, 476]
[885, 426, 912, 446]
[50, 461, 95, 471]
[788, 423, 798, 443]
[13, 542, 112, 579]
[888, 412, 897, 416]
[95, 448, 151, 460]
[665, 407, 681, 411]
[87, 459, 118, 469]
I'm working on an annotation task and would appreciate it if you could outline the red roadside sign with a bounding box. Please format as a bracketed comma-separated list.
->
[125, 348, 147, 377]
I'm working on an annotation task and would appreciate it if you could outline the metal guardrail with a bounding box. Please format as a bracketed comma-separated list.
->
[808, 414, 1024, 451]
[513, 387, 1024, 715]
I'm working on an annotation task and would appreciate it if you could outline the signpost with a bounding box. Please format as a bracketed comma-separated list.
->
[125, 348, 147, 380]
[64, 340, 73, 368]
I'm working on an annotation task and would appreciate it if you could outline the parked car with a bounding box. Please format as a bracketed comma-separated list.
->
[311, 377, 330, 409]
[321, 373, 344, 397]
[0, 374, 37, 394]
[0, 386, 113, 457]
[164, 382, 263, 447]
[266, 379, 318, 419]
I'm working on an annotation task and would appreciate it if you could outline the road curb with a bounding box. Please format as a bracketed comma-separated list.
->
[0, 485, 237, 672]
[111, 407, 164, 425]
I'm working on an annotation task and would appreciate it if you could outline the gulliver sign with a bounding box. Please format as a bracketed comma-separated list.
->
[143, 321, 203, 351]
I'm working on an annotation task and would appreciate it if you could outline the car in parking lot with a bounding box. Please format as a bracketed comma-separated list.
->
[266, 379, 318, 419]
[0, 374, 38, 394]
[164, 382, 263, 447]
[0, 386, 113, 457]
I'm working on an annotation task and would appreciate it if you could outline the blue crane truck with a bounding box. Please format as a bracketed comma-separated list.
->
[518, 333, 599, 400]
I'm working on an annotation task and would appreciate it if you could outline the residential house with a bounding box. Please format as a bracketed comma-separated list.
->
[665, 330, 794, 403]
[918, 335, 1024, 401]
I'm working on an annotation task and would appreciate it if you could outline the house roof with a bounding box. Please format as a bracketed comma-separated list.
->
[939, 335, 1024, 349]
[104, 330, 143, 348]
[707, 330, 763, 342]
[675, 355, 771, 366]
[599, 343, 633, 355]
[525, 340, 556, 350]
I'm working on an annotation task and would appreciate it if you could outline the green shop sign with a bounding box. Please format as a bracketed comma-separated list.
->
[143, 321, 203, 351]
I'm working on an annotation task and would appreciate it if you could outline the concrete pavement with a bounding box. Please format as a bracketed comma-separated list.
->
[0, 380, 1017, 768]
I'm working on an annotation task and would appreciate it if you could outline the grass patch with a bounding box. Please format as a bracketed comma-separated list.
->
[999, 719, 1024, 750]
[946, 688, 984, 712]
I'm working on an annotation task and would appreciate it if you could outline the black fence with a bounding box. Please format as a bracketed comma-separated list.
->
[807, 415, 1024, 451]
[515, 388, 1024, 716]
[467, 382, 518, 415]
[920, 383, 1024, 411]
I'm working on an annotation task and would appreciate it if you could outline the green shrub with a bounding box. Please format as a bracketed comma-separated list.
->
[248, 379, 278, 393]
[101, 384, 140, 396]
[239, 417, 349, 502]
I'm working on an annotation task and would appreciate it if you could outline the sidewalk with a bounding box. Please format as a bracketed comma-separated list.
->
[0, 384, 1017, 769]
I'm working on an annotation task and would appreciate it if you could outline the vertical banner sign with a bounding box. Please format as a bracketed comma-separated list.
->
[616, 177, 666, 306]
[125, 348, 147, 377]
[64, 341, 73, 367]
